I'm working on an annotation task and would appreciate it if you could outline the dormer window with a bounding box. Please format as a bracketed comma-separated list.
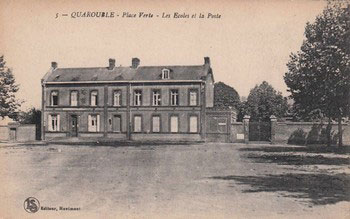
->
[162, 69, 170, 79]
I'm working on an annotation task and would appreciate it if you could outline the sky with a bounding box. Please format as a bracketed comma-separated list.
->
[0, 0, 326, 110]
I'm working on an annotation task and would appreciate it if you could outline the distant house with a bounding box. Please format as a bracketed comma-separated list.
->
[40, 57, 236, 141]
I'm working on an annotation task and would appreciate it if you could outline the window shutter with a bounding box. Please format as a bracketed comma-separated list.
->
[97, 115, 100, 132]
[190, 116, 198, 133]
[48, 115, 52, 131]
[88, 115, 92, 132]
[170, 116, 178, 133]
[57, 115, 60, 131]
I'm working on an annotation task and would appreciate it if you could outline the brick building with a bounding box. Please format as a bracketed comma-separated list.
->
[41, 57, 222, 141]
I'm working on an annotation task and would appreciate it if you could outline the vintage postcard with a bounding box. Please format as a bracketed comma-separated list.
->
[0, 0, 349, 218]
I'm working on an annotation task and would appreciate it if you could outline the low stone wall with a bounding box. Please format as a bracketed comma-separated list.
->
[16, 125, 36, 142]
[0, 126, 9, 141]
[0, 124, 36, 142]
[206, 133, 229, 142]
[131, 133, 201, 141]
[274, 122, 350, 145]
[44, 132, 67, 140]
[106, 133, 127, 139]
[230, 122, 245, 143]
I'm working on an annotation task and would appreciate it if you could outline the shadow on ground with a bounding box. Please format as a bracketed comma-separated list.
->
[245, 153, 349, 166]
[240, 145, 350, 155]
[210, 173, 350, 205]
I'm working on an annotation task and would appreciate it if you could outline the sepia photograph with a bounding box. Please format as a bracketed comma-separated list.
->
[0, 0, 349, 218]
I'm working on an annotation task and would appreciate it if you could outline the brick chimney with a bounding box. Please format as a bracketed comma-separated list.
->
[51, 62, 57, 69]
[131, 58, 140, 68]
[108, 58, 115, 70]
[204, 57, 210, 65]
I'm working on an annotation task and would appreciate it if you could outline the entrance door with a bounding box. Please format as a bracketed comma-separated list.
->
[112, 115, 121, 132]
[9, 128, 16, 141]
[70, 115, 78, 137]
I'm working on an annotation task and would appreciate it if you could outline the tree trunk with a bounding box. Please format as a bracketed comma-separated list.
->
[326, 117, 332, 147]
[338, 116, 343, 147]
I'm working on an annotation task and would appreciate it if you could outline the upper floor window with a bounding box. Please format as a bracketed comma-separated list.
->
[90, 91, 98, 106]
[70, 91, 78, 106]
[152, 90, 161, 106]
[162, 69, 170, 79]
[134, 90, 142, 106]
[113, 90, 121, 106]
[51, 91, 59, 106]
[189, 90, 198, 106]
[170, 89, 179, 106]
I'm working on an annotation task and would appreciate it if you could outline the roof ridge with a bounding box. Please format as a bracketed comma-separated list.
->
[139, 65, 204, 68]
[56, 67, 108, 70]
[55, 65, 204, 70]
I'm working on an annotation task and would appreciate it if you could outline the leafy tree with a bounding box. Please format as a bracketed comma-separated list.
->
[214, 81, 240, 110]
[0, 55, 20, 119]
[284, 2, 350, 146]
[244, 81, 288, 122]
[16, 108, 41, 140]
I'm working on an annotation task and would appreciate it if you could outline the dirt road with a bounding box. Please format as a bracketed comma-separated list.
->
[0, 142, 349, 218]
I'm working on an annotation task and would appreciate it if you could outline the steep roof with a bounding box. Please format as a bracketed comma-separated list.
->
[43, 65, 211, 83]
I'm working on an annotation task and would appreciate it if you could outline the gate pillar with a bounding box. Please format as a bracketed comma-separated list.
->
[243, 115, 250, 144]
[270, 115, 277, 144]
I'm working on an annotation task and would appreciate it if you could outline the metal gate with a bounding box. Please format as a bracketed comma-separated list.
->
[249, 121, 271, 141]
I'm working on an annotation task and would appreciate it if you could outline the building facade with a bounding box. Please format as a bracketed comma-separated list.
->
[41, 57, 215, 141]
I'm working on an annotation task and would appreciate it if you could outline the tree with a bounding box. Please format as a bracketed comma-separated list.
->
[16, 108, 41, 140]
[244, 81, 288, 122]
[284, 2, 350, 146]
[0, 55, 20, 119]
[214, 82, 240, 110]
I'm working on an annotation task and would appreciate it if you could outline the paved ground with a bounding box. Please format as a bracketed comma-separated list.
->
[0, 142, 349, 218]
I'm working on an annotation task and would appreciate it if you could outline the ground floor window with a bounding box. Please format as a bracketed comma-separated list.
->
[134, 115, 142, 132]
[88, 114, 100, 132]
[112, 115, 121, 132]
[48, 114, 60, 131]
[218, 118, 227, 133]
[170, 115, 179, 133]
[152, 116, 160, 133]
[189, 115, 198, 133]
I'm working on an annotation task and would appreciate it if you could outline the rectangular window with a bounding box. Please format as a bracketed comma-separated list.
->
[218, 118, 227, 133]
[88, 114, 100, 132]
[48, 114, 60, 131]
[152, 90, 161, 106]
[152, 116, 160, 133]
[134, 90, 142, 106]
[90, 91, 98, 106]
[189, 90, 197, 106]
[51, 91, 58, 106]
[70, 91, 78, 106]
[113, 90, 121, 106]
[134, 116, 142, 132]
[170, 90, 179, 106]
[170, 116, 179, 133]
[189, 116, 198, 133]
[112, 115, 121, 132]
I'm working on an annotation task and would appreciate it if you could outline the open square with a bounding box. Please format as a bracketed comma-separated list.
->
[0, 142, 349, 218]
